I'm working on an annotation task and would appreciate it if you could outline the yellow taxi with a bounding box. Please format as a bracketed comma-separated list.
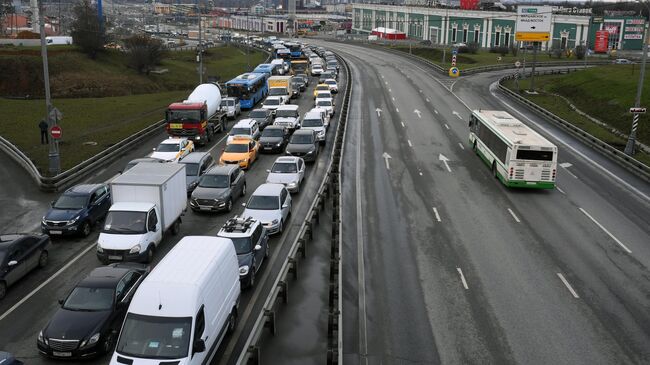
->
[313, 83, 330, 98]
[219, 136, 259, 170]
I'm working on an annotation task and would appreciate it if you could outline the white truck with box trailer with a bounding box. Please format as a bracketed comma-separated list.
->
[97, 162, 187, 264]
[267, 75, 293, 104]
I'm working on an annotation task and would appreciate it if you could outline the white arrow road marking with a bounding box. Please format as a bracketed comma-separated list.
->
[444, 124, 450, 130]
[407, 140, 413, 147]
[559, 162, 573, 168]
[396, 108, 400, 113]
[557, 273, 580, 299]
[376, 108, 382, 117]
[414, 109, 422, 118]
[382, 152, 392, 170]
[434, 110, 438, 114]
[458, 143, 465, 150]
[457, 268, 469, 290]
[426, 98, 430, 102]
[560, 162, 578, 179]
[453, 111, 463, 120]
[432, 207, 441, 222]
[439, 154, 451, 172]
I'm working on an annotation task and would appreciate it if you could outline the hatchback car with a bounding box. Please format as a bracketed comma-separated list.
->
[266, 156, 305, 193]
[319, 71, 336, 83]
[261, 96, 285, 115]
[324, 78, 338, 93]
[259, 125, 290, 153]
[190, 164, 246, 212]
[220, 136, 259, 170]
[217, 217, 269, 288]
[42, 184, 111, 237]
[315, 97, 335, 117]
[248, 108, 273, 130]
[150, 138, 194, 162]
[37, 263, 149, 359]
[178, 152, 214, 195]
[0, 234, 51, 299]
[295, 73, 310, 87]
[286, 129, 320, 162]
[313, 84, 330, 98]
[243, 184, 292, 235]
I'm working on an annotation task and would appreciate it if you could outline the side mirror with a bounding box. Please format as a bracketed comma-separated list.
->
[8, 260, 18, 267]
[50, 200, 56, 207]
[193, 339, 206, 353]
[58, 298, 65, 305]
[282, 203, 289, 209]
[266, 169, 271, 173]
[254, 244, 262, 251]
[152, 148, 156, 151]
[148, 224, 156, 232]
[242, 203, 246, 207]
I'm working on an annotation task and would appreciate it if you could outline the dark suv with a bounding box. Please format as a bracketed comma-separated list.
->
[0, 233, 51, 299]
[217, 217, 269, 288]
[41, 184, 111, 237]
[38, 263, 149, 359]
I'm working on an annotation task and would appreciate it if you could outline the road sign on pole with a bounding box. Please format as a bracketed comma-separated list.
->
[629, 107, 647, 114]
[515, 6, 552, 42]
[449, 67, 460, 78]
[50, 125, 62, 139]
[49, 107, 63, 121]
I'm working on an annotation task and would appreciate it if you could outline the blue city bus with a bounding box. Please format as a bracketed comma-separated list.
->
[225, 73, 268, 110]
[276, 48, 291, 60]
[285, 42, 303, 58]
[253, 64, 277, 77]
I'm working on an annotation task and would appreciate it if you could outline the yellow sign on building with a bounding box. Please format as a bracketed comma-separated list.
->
[515, 32, 550, 42]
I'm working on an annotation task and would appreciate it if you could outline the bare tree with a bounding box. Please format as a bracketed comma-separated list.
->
[70, 0, 105, 58]
[124, 34, 165, 74]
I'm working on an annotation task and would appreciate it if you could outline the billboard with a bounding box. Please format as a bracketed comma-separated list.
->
[460, 0, 480, 10]
[594, 30, 609, 53]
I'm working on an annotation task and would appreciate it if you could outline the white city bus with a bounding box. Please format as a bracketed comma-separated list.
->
[468, 110, 557, 189]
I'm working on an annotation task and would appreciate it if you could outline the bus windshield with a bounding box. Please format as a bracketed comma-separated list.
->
[227, 85, 249, 98]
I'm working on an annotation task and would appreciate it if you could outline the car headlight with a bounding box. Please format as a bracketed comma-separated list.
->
[196, 135, 201, 140]
[80, 333, 100, 348]
[38, 330, 47, 344]
[288, 181, 297, 188]
[67, 215, 80, 225]
[96, 243, 103, 253]
[129, 244, 141, 254]
[41, 216, 47, 225]
[239, 265, 249, 276]
[306, 150, 314, 155]
[317, 130, 325, 137]
[276, 142, 282, 147]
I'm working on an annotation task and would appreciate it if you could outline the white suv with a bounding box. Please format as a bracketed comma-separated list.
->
[301, 110, 326, 144]
[273, 105, 301, 132]
[228, 119, 260, 144]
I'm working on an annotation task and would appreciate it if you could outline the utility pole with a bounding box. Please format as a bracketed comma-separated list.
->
[38, 0, 60, 175]
[197, 8, 203, 84]
[624, 1, 649, 155]
[529, 41, 539, 92]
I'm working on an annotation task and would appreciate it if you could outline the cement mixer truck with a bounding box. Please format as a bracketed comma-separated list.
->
[165, 83, 227, 146]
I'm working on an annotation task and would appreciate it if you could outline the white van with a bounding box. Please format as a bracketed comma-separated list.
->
[45, 36, 73, 45]
[110, 236, 240, 365]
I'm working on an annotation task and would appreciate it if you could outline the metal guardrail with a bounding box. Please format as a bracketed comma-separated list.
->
[0, 49, 272, 192]
[498, 73, 650, 182]
[236, 51, 351, 365]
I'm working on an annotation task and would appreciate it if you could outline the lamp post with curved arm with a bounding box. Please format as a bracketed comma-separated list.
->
[624, 0, 649, 155]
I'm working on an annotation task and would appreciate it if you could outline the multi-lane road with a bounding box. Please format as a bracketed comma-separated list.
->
[2, 39, 650, 365]
[317, 40, 650, 365]
[0, 65, 347, 364]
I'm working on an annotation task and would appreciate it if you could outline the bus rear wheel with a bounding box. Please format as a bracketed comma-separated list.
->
[491, 162, 497, 179]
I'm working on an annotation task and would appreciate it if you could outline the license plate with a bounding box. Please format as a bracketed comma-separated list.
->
[169, 123, 183, 129]
[264, 147, 273, 150]
[49, 230, 62, 235]
[108, 255, 123, 260]
[53, 352, 72, 357]
[200, 206, 212, 211]
[526, 182, 536, 185]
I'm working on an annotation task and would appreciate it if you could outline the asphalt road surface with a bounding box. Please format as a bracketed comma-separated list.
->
[0, 67, 347, 365]
[316, 40, 650, 365]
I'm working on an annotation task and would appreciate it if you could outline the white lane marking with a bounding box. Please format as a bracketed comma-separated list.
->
[385, 81, 388, 85]
[432, 207, 441, 222]
[419, 89, 423, 93]
[444, 123, 450, 130]
[401, 121, 405, 128]
[389, 88, 392, 92]
[207, 133, 228, 154]
[579, 208, 632, 254]
[490, 85, 650, 203]
[0, 243, 96, 323]
[407, 139, 413, 147]
[426, 98, 430, 102]
[557, 186, 566, 195]
[392, 96, 395, 101]
[419, 171, 423, 176]
[507, 208, 521, 223]
[453, 111, 463, 120]
[457, 268, 469, 290]
[458, 143, 465, 150]
[557, 273, 580, 299]
[356, 100, 369, 363]
[434, 110, 439, 114]
[396, 107, 400, 113]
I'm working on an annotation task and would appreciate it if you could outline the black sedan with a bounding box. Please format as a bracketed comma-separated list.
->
[0, 234, 51, 300]
[37, 263, 149, 359]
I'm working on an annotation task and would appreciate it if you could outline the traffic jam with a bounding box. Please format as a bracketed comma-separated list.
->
[1, 41, 341, 364]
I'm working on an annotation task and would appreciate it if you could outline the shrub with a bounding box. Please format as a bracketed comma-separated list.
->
[16, 31, 40, 39]
[575, 45, 586, 60]
[467, 42, 479, 54]
[510, 45, 518, 56]
[498, 46, 509, 56]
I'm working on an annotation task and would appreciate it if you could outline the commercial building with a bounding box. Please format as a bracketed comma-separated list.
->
[352, 4, 647, 51]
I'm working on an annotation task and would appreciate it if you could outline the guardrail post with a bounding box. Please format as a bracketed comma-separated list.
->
[263, 309, 276, 336]
[305, 220, 313, 240]
[246, 346, 260, 365]
[288, 257, 298, 280]
[278, 280, 289, 304]
[297, 238, 306, 258]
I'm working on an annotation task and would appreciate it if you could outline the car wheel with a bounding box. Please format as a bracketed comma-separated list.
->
[81, 221, 91, 237]
[279, 219, 284, 234]
[265, 243, 270, 258]
[226, 198, 233, 212]
[242, 183, 247, 196]
[0, 281, 6, 300]
[145, 245, 155, 264]
[228, 309, 238, 333]
[492, 162, 498, 179]
[171, 220, 180, 235]
[472, 140, 477, 152]
[38, 250, 48, 268]
[248, 267, 256, 288]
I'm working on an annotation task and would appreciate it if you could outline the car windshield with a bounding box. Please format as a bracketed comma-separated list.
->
[262, 128, 284, 137]
[225, 144, 249, 153]
[198, 174, 229, 188]
[231, 237, 253, 255]
[182, 163, 199, 176]
[276, 110, 297, 118]
[247, 195, 279, 210]
[302, 118, 322, 127]
[63, 287, 114, 311]
[249, 110, 266, 118]
[230, 127, 251, 136]
[156, 143, 180, 152]
[317, 86, 329, 91]
[116, 314, 192, 360]
[317, 100, 332, 107]
[291, 134, 314, 144]
[221, 100, 234, 106]
[103, 211, 147, 234]
[264, 99, 280, 106]
[326, 81, 336, 85]
[272, 162, 297, 173]
[53, 194, 87, 209]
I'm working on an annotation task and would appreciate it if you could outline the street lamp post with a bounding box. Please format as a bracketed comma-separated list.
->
[624, 1, 649, 155]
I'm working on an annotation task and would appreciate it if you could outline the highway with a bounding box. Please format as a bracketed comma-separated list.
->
[316, 40, 650, 365]
[0, 66, 347, 365]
